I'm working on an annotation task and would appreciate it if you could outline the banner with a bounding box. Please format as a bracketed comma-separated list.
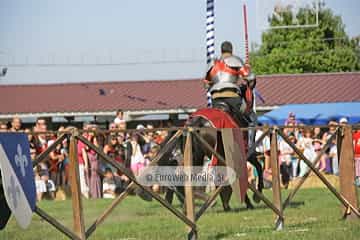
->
[0, 133, 36, 229]
[221, 128, 248, 202]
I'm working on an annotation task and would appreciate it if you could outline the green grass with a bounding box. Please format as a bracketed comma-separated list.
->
[1, 188, 360, 240]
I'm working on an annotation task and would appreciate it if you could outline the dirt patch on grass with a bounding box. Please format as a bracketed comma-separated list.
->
[288, 173, 340, 189]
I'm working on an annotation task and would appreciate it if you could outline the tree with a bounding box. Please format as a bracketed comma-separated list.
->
[250, 2, 360, 74]
[352, 35, 360, 64]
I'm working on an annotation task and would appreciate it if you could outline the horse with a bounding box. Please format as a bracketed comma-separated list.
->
[158, 108, 264, 210]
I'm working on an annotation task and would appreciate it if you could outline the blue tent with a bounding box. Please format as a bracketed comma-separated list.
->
[258, 102, 360, 125]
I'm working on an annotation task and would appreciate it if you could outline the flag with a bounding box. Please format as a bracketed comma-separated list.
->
[221, 128, 248, 202]
[0, 133, 36, 229]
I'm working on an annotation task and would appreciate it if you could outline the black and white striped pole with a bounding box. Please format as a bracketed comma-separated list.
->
[206, 0, 215, 108]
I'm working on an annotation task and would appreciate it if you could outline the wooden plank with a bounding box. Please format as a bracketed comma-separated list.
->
[183, 131, 197, 240]
[277, 130, 360, 217]
[270, 128, 284, 230]
[69, 132, 86, 240]
[339, 126, 359, 219]
[221, 128, 248, 202]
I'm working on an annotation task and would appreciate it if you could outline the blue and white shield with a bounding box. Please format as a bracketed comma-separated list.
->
[0, 133, 36, 229]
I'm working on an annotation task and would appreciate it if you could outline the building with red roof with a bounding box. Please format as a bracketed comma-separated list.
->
[0, 72, 359, 123]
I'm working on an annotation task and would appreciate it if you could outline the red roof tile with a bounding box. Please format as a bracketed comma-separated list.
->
[256, 72, 360, 106]
[0, 72, 359, 115]
[0, 80, 207, 114]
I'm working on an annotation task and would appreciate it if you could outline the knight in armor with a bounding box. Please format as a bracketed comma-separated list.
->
[204, 41, 257, 149]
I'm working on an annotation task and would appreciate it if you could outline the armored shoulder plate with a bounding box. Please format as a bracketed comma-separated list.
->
[223, 55, 245, 68]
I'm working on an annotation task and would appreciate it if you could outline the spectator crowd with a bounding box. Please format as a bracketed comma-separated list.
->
[0, 110, 169, 201]
[1, 110, 360, 202]
[256, 113, 360, 189]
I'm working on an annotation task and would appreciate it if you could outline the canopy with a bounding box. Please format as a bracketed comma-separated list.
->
[258, 102, 360, 125]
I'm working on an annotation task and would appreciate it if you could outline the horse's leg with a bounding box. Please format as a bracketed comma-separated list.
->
[219, 185, 232, 211]
[213, 132, 235, 212]
[248, 151, 264, 203]
[244, 193, 254, 209]
[280, 162, 290, 189]
[242, 110, 264, 203]
[165, 187, 178, 205]
[173, 185, 185, 207]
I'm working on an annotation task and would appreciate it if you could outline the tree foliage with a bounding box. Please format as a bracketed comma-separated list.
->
[250, 2, 360, 74]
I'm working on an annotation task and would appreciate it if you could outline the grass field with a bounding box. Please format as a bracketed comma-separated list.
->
[1, 188, 360, 240]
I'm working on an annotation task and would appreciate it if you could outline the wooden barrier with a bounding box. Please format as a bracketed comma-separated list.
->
[339, 126, 359, 219]
[278, 128, 360, 218]
[30, 128, 197, 239]
[25, 124, 358, 239]
[69, 130, 86, 239]
[32, 130, 85, 239]
[184, 131, 197, 240]
[270, 128, 284, 230]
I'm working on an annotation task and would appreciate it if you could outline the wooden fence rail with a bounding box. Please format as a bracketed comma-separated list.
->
[26, 125, 359, 239]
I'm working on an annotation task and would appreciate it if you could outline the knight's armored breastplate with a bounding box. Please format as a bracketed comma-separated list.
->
[207, 56, 245, 94]
[209, 71, 239, 93]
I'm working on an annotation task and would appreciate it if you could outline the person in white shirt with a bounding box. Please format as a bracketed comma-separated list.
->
[329, 137, 339, 175]
[102, 168, 116, 199]
[297, 128, 316, 177]
[114, 109, 126, 130]
[255, 128, 271, 171]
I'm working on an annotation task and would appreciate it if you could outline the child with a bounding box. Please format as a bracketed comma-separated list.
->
[34, 165, 47, 201]
[38, 162, 56, 199]
[102, 168, 116, 199]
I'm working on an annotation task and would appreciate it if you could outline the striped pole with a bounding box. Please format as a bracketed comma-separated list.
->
[206, 0, 215, 64]
[206, 0, 215, 107]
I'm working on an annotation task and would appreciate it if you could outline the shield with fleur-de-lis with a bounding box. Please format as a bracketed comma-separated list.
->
[0, 133, 36, 229]
[7, 175, 21, 209]
[14, 144, 28, 177]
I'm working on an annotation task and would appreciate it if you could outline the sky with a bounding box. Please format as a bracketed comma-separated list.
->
[0, 0, 359, 85]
